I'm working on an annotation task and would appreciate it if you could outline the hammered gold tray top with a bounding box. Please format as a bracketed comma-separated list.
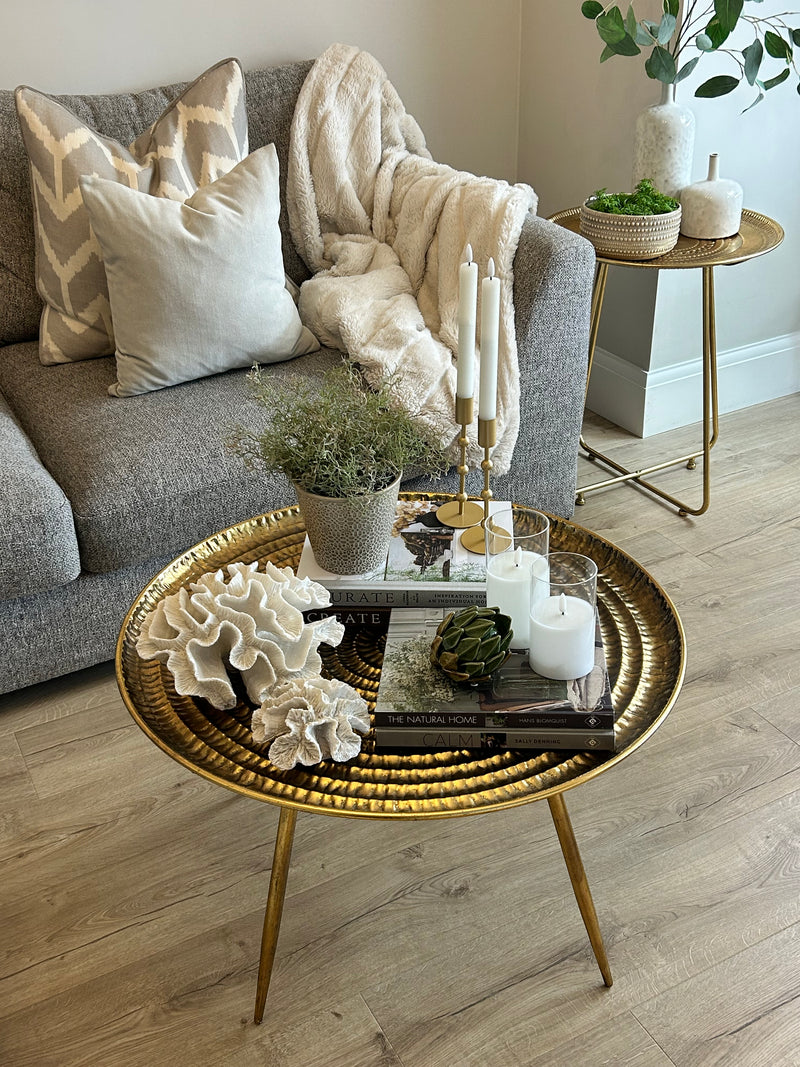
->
[549, 207, 783, 268]
[116, 495, 685, 819]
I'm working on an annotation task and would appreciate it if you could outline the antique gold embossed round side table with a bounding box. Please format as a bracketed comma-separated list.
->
[115, 494, 685, 1023]
[549, 207, 784, 516]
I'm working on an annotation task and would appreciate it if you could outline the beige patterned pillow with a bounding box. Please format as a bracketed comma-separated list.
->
[15, 57, 248, 364]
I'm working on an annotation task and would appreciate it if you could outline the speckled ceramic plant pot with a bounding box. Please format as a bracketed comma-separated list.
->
[294, 475, 401, 575]
[579, 200, 681, 260]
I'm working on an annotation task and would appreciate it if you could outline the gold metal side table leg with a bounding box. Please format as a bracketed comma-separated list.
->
[576, 265, 720, 516]
[254, 806, 298, 1023]
[548, 793, 613, 987]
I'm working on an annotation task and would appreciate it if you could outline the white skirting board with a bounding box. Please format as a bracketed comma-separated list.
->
[586, 331, 800, 438]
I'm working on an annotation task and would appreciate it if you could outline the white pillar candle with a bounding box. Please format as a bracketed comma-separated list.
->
[486, 547, 547, 649]
[478, 256, 500, 420]
[529, 593, 595, 680]
[457, 244, 478, 399]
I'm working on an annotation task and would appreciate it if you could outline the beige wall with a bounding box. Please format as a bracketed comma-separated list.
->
[2, 0, 521, 183]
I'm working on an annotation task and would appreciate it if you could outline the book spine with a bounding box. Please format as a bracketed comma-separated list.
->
[372, 728, 616, 751]
[323, 586, 485, 608]
[372, 710, 615, 729]
[303, 606, 393, 629]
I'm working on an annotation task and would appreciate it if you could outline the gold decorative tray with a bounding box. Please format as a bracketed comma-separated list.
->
[549, 206, 784, 268]
[116, 495, 685, 819]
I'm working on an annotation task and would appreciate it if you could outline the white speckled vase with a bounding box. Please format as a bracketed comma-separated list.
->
[632, 82, 695, 199]
[679, 153, 743, 239]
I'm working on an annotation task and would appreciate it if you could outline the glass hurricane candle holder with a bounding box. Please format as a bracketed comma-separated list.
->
[529, 552, 597, 680]
[484, 506, 549, 650]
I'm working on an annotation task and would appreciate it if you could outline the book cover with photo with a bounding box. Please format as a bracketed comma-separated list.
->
[296, 498, 509, 607]
[372, 607, 615, 744]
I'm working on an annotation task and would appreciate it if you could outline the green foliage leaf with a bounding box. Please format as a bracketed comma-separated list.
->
[713, 0, 744, 35]
[657, 13, 677, 44]
[675, 56, 701, 83]
[664, 0, 679, 14]
[600, 44, 615, 62]
[635, 20, 657, 45]
[596, 6, 626, 44]
[625, 4, 638, 38]
[742, 38, 763, 85]
[696, 32, 714, 51]
[705, 16, 731, 49]
[793, 28, 800, 47]
[742, 88, 765, 112]
[645, 45, 677, 82]
[764, 30, 792, 60]
[763, 67, 791, 90]
[610, 34, 642, 56]
[695, 74, 740, 97]
[581, 0, 604, 17]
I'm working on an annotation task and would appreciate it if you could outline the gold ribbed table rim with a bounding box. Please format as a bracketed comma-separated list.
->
[549, 207, 783, 268]
[116, 495, 686, 819]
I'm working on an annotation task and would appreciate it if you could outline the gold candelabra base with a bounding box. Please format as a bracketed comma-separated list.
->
[436, 396, 483, 529]
[460, 417, 496, 554]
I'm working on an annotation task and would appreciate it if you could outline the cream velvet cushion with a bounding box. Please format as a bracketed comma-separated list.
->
[79, 144, 319, 397]
[15, 57, 247, 364]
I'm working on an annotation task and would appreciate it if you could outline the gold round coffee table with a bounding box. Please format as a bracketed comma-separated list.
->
[549, 207, 784, 516]
[116, 494, 685, 1022]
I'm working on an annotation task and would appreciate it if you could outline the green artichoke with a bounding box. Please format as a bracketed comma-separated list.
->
[430, 606, 513, 685]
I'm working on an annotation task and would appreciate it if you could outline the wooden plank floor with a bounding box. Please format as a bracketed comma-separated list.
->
[1, 395, 798, 1067]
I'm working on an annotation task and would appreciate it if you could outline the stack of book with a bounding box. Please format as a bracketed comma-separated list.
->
[371, 607, 616, 752]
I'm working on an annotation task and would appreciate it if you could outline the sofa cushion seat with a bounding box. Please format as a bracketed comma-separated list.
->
[0, 389, 80, 599]
[0, 342, 345, 574]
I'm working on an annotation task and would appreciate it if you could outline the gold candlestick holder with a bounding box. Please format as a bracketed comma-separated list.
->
[436, 396, 483, 529]
[460, 416, 496, 554]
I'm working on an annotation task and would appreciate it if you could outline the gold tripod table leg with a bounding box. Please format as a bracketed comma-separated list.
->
[254, 806, 298, 1023]
[547, 793, 613, 987]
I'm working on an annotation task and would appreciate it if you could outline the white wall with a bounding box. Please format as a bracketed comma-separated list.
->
[519, 0, 800, 436]
[1, 0, 521, 184]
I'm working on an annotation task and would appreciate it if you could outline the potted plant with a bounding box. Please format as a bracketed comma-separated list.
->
[226, 363, 448, 574]
[580, 178, 681, 258]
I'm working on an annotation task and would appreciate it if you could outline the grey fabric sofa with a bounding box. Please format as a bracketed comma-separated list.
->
[0, 58, 594, 696]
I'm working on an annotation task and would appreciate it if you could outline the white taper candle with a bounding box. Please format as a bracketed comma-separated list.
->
[479, 256, 500, 420]
[456, 244, 478, 399]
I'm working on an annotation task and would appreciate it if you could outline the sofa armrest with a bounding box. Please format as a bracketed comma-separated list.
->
[0, 389, 80, 599]
[510, 215, 594, 515]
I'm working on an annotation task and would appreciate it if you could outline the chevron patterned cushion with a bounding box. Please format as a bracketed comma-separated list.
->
[15, 57, 248, 365]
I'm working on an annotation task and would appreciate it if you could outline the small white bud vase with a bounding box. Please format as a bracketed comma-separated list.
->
[632, 83, 695, 199]
[679, 153, 743, 239]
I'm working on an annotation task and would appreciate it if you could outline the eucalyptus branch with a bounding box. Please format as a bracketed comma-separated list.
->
[673, 1, 711, 58]
[580, 0, 800, 102]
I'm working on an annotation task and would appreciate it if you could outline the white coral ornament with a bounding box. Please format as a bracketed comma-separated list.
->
[136, 561, 343, 709]
[252, 676, 370, 770]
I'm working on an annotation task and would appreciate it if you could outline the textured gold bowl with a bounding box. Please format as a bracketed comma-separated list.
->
[116, 494, 685, 820]
[580, 200, 682, 260]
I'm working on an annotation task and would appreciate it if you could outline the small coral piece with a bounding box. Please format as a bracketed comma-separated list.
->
[136, 561, 343, 709]
[252, 676, 370, 770]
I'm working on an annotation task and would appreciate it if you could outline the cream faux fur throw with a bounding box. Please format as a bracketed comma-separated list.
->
[287, 43, 537, 474]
